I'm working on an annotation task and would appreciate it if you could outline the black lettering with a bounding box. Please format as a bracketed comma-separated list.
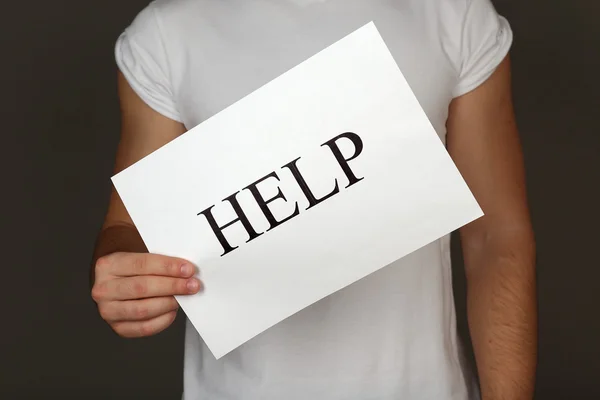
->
[198, 131, 365, 257]
[282, 157, 340, 210]
[321, 132, 364, 188]
[197, 191, 263, 256]
[243, 171, 300, 232]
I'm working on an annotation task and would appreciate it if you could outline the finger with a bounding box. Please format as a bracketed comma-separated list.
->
[101, 275, 202, 301]
[112, 310, 178, 338]
[98, 296, 179, 323]
[105, 253, 198, 278]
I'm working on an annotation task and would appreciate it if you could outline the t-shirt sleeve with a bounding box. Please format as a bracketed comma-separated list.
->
[452, 0, 513, 98]
[114, 3, 182, 122]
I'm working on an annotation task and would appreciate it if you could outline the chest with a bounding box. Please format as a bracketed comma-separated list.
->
[174, 0, 457, 143]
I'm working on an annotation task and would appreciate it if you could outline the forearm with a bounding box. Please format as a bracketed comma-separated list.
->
[90, 223, 148, 288]
[464, 232, 537, 400]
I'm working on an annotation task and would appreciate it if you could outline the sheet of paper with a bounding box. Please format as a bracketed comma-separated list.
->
[112, 22, 483, 359]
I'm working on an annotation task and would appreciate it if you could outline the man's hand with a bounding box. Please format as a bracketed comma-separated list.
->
[91, 252, 202, 338]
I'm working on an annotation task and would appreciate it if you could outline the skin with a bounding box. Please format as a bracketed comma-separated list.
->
[92, 54, 536, 398]
[90, 71, 198, 338]
[447, 55, 537, 400]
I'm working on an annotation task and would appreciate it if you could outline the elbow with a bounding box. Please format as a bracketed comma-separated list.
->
[461, 217, 536, 278]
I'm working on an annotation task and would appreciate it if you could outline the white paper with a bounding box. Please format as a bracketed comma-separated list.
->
[112, 22, 483, 359]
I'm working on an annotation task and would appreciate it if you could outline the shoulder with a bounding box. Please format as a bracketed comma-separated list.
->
[425, 0, 513, 97]
[124, 0, 200, 39]
[416, 0, 509, 53]
[423, 0, 498, 20]
[114, 0, 202, 122]
[121, 0, 217, 69]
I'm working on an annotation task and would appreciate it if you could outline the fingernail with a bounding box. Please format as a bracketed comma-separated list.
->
[187, 279, 199, 292]
[181, 264, 192, 276]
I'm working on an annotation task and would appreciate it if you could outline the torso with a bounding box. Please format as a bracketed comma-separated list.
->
[124, 0, 481, 398]
[168, 0, 460, 139]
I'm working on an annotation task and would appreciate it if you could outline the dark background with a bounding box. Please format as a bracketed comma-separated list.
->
[2, 0, 599, 398]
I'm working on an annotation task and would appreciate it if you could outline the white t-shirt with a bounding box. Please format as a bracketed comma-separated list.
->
[115, 0, 512, 399]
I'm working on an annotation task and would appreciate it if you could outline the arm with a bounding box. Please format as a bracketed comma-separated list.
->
[90, 72, 201, 338]
[102, 70, 187, 230]
[446, 55, 537, 400]
[92, 70, 187, 283]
